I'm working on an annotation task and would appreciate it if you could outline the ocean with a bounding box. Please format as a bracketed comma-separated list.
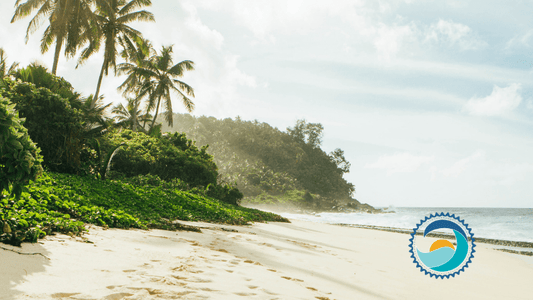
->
[280, 207, 533, 244]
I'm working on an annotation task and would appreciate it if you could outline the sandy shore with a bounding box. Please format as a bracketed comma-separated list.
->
[2, 219, 532, 300]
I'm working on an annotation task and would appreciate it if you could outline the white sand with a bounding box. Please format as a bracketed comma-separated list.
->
[1, 219, 532, 300]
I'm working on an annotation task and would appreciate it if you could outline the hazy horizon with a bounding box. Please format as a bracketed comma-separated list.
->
[1, 0, 532, 208]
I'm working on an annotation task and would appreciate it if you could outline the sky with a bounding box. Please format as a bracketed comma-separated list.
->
[1, 0, 533, 208]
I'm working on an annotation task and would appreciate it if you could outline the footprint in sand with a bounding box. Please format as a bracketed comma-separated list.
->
[226, 270, 234, 273]
[267, 269, 277, 272]
[234, 292, 257, 296]
[247, 285, 258, 289]
[306, 287, 318, 291]
[261, 289, 278, 295]
[122, 269, 136, 273]
[173, 291, 197, 297]
[144, 288, 164, 295]
[315, 297, 331, 300]
[281, 276, 304, 282]
[103, 293, 134, 300]
[51, 293, 79, 298]
[154, 276, 188, 286]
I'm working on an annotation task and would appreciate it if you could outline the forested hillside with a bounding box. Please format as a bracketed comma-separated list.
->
[160, 114, 377, 212]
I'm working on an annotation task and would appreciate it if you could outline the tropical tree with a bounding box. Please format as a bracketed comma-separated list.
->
[0, 48, 19, 78]
[77, 0, 154, 106]
[11, 0, 96, 75]
[116, 35, 153, 95]
[117, 45, 195, 131]
[112, 97, 150, 132]
[80, 94, 113, 139]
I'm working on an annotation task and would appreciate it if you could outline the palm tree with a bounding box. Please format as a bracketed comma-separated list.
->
[11, 0, 96, 75]
[117, 45, 195, 131]
[112, 97, 150, 132]
[116, 35, 153, 95]
[80, 94, 113, 138]
[77, 0, 154, 107]
[0, 48, 19, 77]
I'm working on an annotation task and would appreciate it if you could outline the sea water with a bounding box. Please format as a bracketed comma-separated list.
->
[280, 207, 533, 243]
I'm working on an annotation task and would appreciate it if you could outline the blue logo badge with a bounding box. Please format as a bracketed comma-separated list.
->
[409, 213, 475, 279]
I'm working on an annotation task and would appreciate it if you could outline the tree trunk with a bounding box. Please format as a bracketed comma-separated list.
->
[51, 37, 63, 75]
[132, 105, 138, 132]
[150, 96, 162, 130]
[93, 60, 106, 108]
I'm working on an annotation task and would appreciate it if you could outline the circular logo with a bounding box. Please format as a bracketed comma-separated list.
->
[409, 213, 475, 279]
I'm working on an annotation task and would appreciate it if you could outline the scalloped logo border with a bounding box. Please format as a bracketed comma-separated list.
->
[409, 213, 476, 279]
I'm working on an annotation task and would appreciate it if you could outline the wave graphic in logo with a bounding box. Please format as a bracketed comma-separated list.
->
[409, 213, 475, 278]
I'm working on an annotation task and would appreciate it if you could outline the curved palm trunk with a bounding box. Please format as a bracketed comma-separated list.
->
[149, 95, 162, 131]
[51, 37, 63, 75]
[93, 60, 106, 108]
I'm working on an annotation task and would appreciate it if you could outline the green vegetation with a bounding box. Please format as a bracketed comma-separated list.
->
[1, 77, 93, 174]
[11, 0, 95, 75]
[1, 1, 374, 248]
[118, 43, 195, 131]
[77, 0, 155, 101]
[160, 114, 368, 211]
[0, 95, 43, 199]
[0, 172, 287, 246]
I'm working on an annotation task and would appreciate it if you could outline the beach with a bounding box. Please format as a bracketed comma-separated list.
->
[2, 219, 532, 300]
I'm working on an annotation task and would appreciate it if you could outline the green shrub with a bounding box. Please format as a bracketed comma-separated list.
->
[0, 95, 43, 198]
[1, 78, 91, 174]
[12, 64, 82, 108]
[103, 130, 218, 187]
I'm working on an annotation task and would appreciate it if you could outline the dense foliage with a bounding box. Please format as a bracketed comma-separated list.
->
[0, 172, 288, 246]
[102, 129, 243, 204]
[1, 78, 94, 174]
[103, 130, 217, 186]
[0, 95, 43, 198]
[160, 114, 356, 207]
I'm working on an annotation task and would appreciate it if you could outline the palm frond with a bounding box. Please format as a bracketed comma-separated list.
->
[116, 10, 155, 24]
[168, 60, 195, 77]
[172, 79, 195, 97]
[119, 0, 152, 16]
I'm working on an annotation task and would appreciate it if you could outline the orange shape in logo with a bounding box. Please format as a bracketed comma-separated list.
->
[429, 239, 456, 252]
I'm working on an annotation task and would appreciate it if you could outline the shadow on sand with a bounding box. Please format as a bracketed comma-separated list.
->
[0, 242, 50, 299]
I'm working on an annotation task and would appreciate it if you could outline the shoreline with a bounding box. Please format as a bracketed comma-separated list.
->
[2, 219, 533, 299]
[245, 205, 533, 249]
[335, 223, 533, 251]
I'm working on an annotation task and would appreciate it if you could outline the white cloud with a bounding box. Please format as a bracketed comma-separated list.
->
[464, 83, 522, 116]
[505, 29, 533, 50]
[424, 19, 487, 50]
[374, 23, 414, 61]
[441, 150, 485, 178]
[365, 153, 434, 175]
[182, 2, 224, 50]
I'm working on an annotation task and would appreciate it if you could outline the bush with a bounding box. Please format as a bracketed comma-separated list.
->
[102, 130, 218, 187]
[0, 95, 43, 198]
[1, 78, 91, 174]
